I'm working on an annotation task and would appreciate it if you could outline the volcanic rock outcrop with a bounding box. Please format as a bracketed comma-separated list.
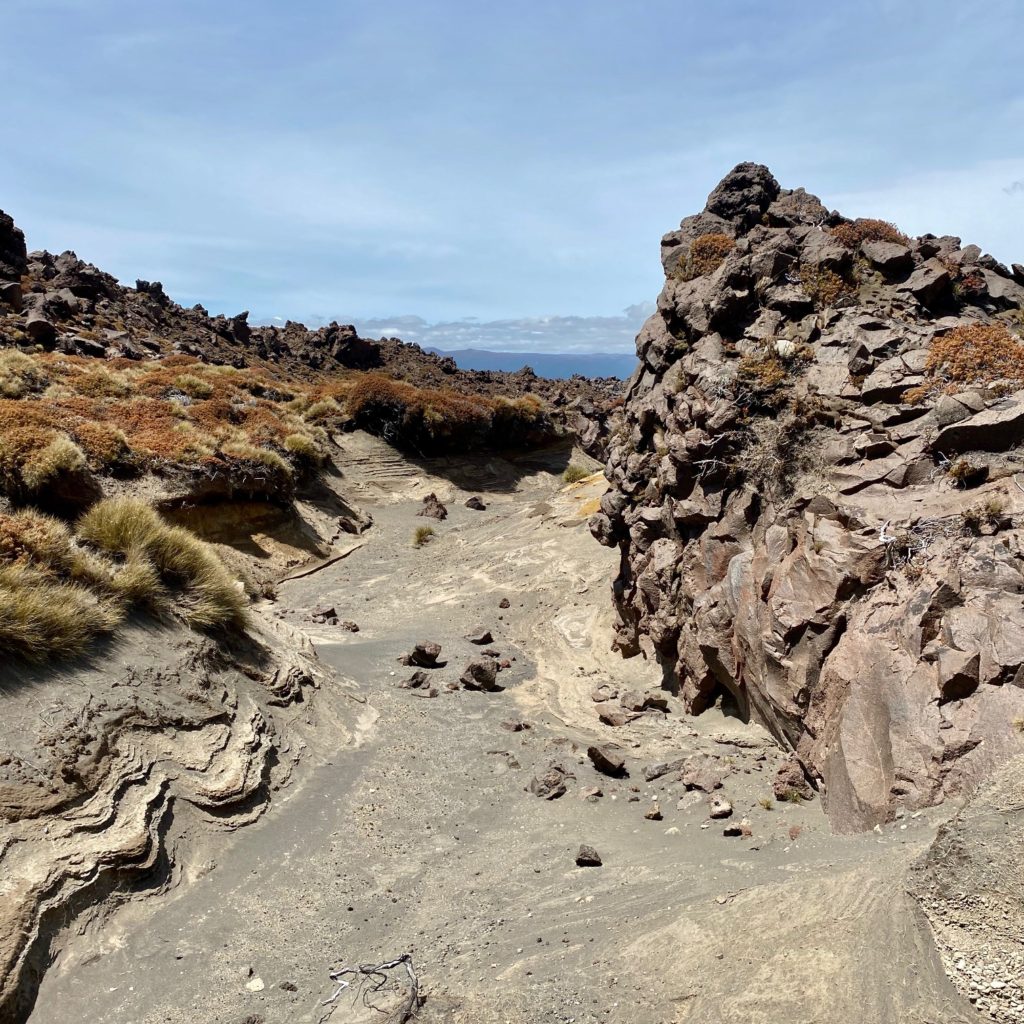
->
[0, 215, 622, 434]
[592, 163, 1024, 831]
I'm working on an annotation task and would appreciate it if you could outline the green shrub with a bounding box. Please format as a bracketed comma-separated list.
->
[562, 464, 590, 483]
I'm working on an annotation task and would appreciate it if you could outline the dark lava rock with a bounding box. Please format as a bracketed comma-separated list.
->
[465, 496, 487, 510]
[465, 628, 494, 645]
[587, 744, 626, 777]
[417, 493, 448, 520]
[500, 718, 531, 732]
[408, 641, 442, 668]
[575, 844, 603, 867]
[772, 756, 815, 802]
[401, 671, 430, 689]
[529, 764, 569, 799]
[460, 658, 500, 691]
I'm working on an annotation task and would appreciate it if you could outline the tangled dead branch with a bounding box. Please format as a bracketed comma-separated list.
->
[318, 953, 420, 1023]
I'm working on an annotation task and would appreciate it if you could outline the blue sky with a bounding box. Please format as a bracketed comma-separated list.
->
[3, 0, 1023, 352]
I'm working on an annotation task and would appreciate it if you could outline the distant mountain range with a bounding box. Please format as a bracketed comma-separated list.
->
[426, 347, 637, 380]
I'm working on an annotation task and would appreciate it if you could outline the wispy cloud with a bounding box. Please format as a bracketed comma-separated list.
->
[1, 0, 1021, 328]
[264, 305, 654, 355]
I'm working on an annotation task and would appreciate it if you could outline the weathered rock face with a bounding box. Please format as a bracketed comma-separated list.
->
[593, 163, 1024, 832]
[0, 209, 27, 283]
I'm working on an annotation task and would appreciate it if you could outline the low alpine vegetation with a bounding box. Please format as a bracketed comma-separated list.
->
[672, 233, 735, 281]
[413, 525, 435, 547]
[78, 497, 248, 630]
[905, 323, 1024, 403]
[0, 498, 248, 663]
[830, 217, 909, 250]
[562, 464, 591, 483]
[0, 353, 337, 503]
[345, 373, 551, 454]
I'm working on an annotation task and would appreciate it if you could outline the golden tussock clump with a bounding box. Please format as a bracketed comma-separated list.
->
[77, 496, 249, 631]
[0, 561, 121, 663]
[0, 497, 250, 661]
[562, 464, 590, 484]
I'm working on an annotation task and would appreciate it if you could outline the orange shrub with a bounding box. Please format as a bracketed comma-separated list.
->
[673, 233, 735, 281]
[905, 323, 1024, 403]
[831, 218, 909, 250]
[346, 374, 552, 453]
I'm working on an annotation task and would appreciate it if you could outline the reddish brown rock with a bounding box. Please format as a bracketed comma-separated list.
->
[587, 744, 626, 777]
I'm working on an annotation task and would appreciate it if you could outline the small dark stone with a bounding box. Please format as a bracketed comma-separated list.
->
[500, 718, 531, 732]
[465, 496, 487, 510]
[417, 492, 448, 520]
[461, 658, 500, 691]
[530, 764, 569, 799]
[409, 641, 442, 667]
[499, 598, 511, 609]
[465, 628, 494, 645]
[575, 844, 603, 867]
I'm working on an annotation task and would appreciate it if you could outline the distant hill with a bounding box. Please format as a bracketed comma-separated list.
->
[427, 348, 637, 379]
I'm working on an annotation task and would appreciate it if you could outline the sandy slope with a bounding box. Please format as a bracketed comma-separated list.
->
[22, 434, 982, 1024]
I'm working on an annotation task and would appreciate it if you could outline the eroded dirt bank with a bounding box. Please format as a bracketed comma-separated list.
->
[14, 433, 996, 1024]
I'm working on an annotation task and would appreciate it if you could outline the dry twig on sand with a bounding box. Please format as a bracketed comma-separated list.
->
[318, 953, 420, 1023]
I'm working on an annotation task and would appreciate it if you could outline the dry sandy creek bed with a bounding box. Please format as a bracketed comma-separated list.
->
[13, 435, 997, 1023]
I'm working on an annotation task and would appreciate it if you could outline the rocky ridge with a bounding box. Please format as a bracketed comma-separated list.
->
[591, 163, 1024, 831]
[0, 210, 622, 451]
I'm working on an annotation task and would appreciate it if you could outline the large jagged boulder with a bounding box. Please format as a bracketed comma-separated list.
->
[594, 163, 1024, 832]
[0, 209, 27, 282]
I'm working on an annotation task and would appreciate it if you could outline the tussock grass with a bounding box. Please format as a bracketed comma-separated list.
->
[0, 509, 110, 589]
[413, 525, 435, 547]
[0, 562, 121, 663]
[21, 435, 87, 490]
[562, 464, 590, 483]
[283, 432, 323, 464]
[78, 497, 248, 630]
[0, 350, 48, 398]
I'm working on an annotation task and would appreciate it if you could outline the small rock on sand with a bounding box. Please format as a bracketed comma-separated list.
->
[588, 744, 626, 776]
[575, 844, 602, 867]
[461, 658, 500, 691]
